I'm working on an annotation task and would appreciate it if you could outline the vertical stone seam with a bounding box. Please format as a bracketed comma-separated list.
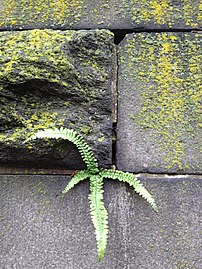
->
[111, 44, 118, 123]
[111, 44, 118, 167]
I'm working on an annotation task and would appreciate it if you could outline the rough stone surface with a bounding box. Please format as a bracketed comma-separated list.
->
[1, 174, 201, 268]
[117, 33, 202, 174]
[0, 1, 201, 30]
[0, 29, 115, 169]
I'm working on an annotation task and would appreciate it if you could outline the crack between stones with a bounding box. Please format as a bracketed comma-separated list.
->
[112, 122, 117, 167]
[111, 28, 202, 45]
[0, 167, 201, 177]
[111, 45, 118, 168]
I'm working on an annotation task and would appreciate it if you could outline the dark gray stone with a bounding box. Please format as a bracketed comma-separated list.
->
[1, 174, 201, 268]
[0, 1, 201, 30]
[117, 33, 202, 174]
[0, 29, 115, 169]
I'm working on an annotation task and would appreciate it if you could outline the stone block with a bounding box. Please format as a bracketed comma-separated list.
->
[0, 29, 115, 169]
[1, 174, 201, 268]
[117, 33, 202, 173]
[0, 1, 201, 30]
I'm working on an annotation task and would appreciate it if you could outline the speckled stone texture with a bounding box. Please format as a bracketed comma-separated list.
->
[117, 33, 202, 174]
[0, 29, 115, 169]
[0, 0, 201, 30]
[1, 174, 201, 268]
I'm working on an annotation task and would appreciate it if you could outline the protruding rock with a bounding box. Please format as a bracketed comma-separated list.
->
[0, 29, 115, 169]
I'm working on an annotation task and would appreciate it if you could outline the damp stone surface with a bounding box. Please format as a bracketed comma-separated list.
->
[0, 0, 201, 30]
[117, 32, 202, 174]
[1, 174, 201, 268]
[0, 29, 115, 169]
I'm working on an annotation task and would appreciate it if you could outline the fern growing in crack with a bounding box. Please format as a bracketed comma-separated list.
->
[26, 127, 158, 261]
[26, 127, 99, 173]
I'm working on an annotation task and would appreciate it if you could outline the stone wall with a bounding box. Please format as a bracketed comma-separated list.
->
[1, 1, 201, 268]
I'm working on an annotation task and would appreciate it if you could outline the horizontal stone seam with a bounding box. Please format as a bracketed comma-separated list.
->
[0, 28, 201, 35]
[136, 173, 202, 179]
[0, 168, 201, 178]
[112, 29, 202, 44]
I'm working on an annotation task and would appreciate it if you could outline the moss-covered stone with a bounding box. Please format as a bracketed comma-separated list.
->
[0, 0, 201, 30]
[126, 0, 202, 28]
[0, 29, 115, 169]
[117, 33, 202, 174]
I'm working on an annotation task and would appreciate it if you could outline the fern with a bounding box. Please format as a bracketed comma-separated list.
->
[100, 169, 158, 212]
[89, 175, 108, 262]
[26, 127, 158, 261]
[27, 127, 99, 173]
[62, 170, 89, 193]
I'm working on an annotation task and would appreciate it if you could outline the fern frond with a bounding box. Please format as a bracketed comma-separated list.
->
[25, 127, 99, 173]
[62, 170, 90, 194]
[101, 169, 158, 212]
[89, 174, 108, 262]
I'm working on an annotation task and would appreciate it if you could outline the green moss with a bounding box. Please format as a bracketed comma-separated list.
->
[98, 136, 105, 142]
[0, 29, 75, 83]
[45, 200, 50, 205]
[0, 0, 84, 28]
[0, 30, 76, 144]
[0, 110, 65, 145]
[124, 33, 202, 170]
[79, 126, 90, 135]
[0, 0, 201, 30]
[123, 0, 201, 27]
[174, 259, 197, 269]
[0, 29, 114, 168]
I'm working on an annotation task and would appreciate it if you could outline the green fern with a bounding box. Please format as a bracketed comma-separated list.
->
[89, 174, 108, 262]
[62, 170, 89, 193]
[26, 127, 99, 173]
[26, 127, 158, 261]
[100, 169, 158, 212]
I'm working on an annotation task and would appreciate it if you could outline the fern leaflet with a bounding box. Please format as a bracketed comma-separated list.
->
[100, 169, 158, 212]
[26, 127, 99, 173]
[89, 175, 108, 262]
[62, 170, 90, 194]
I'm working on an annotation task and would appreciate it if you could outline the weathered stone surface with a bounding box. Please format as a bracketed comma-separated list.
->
[1, 174, 201, 268]
[0, 1, 201, 30]
[0, 29, 115, 169]
[117, 33, 202, 174]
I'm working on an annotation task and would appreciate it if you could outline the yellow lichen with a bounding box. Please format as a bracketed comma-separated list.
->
[150, 0, 172, 24]
[0, 0, 84, 28]
[183, 0, 199, 27]
[0, 29, 76, 144]
[127, 0, 201, 27]
[1, 111, 65, 144]
[0, 29, 113, 160]
[0, 29, 75, 84]
[125, 33, 202, 170]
